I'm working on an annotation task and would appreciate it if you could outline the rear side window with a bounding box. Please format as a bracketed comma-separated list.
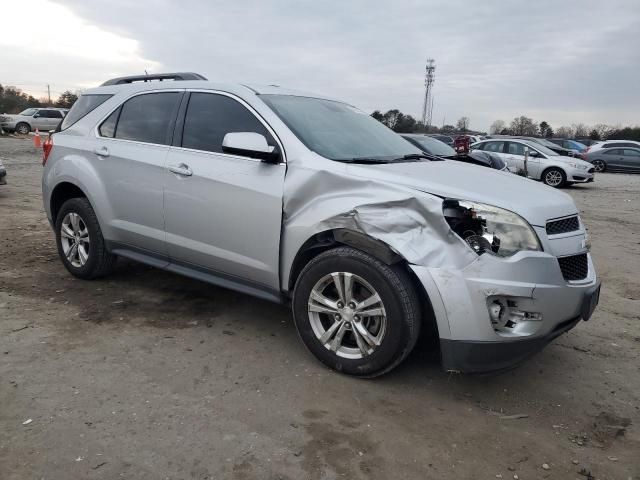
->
[111, 92, 181, 145]
[61, 94, 112, 129]
[604, 142, 634, 148]
[49, 110, 63, 119]
[507, 142, 526, 155]
[483, 141, 504, 153]
[604, 149, 621, 155]
[181, 93, 275, 154]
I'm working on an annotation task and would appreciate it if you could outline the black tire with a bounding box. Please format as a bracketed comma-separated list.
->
[292, 246, 421, 377]
[55, 197, 116, 279]
[15, 123, 30, 135]
[592, 159, 606, 172]
[541, 167, 566, 188]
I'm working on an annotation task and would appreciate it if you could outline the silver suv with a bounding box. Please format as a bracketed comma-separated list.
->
[1, 107, 68, 134]
[42, 73, 601, 376]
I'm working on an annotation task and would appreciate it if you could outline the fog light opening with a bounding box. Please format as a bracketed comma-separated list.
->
[488, 300, 504, 325]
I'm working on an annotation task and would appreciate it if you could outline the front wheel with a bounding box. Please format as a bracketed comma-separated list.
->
[292, 247, 421, 377]
[542, 167, 566, 188]
[15, 123, 30, 135]
[592, 159, 606, 172]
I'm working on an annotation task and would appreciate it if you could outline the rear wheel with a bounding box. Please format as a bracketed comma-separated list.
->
[592, 159, 606, 172]
[55, 198, 116, 279]
[292, 247, 421, 377]
[542, 167, 566, 188]
[15, 123, 30, 135]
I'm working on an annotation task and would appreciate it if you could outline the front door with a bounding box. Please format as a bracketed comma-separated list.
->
[163, 92, 286, 291]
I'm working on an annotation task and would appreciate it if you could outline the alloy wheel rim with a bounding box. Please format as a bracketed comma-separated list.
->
[60, 212, 90, 268]
[307, 272, 387, 359]
[593, 161, 604, 172]
[545, 170, 563, 186]
[17, 125, 29, 134]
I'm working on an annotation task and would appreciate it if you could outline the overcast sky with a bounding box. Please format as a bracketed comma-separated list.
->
[1, 0, 638, 131]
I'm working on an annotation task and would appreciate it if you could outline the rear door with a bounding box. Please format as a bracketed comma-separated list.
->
[602, 149, 625, 170]
[94, 90, 183, 255]
[481, 141, 511, 169]
[163, 91, 286, 291]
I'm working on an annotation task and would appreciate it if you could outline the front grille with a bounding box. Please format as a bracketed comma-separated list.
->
[558, 253, 588, 281]
[546, 216, 580, 235]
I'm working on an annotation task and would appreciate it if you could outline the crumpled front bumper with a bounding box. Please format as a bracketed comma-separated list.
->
[410, 248, 600, 373]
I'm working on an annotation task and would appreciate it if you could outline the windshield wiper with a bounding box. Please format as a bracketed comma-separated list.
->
[338, 157, 395, 164]
[401, 153, 445, 162]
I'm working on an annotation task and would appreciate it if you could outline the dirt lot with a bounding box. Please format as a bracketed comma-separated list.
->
[0, 136, 638, 480]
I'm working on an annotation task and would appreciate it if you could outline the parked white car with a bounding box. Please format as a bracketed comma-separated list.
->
[471, 139, 595, 188]
[585, 140, 640, 154]
[0, 108, 68, 135]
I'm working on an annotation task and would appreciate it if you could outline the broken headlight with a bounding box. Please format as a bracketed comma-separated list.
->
[443, 199, 541, 257]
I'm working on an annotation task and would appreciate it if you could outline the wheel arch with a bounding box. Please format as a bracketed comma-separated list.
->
[286, 228, 440, 339]
[50, 181, 90, 222]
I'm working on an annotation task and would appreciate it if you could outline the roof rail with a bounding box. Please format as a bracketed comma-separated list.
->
[100, 72, 207, 86]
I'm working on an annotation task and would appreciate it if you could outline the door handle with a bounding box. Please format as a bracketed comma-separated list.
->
[169, 163, 193, 176]
[93, 146, 109, 157]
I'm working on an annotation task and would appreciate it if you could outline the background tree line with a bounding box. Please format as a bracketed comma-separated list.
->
[0, 84, 79, 113]
[369, 107, 640, 142]
[371, 109, 477, 135]
[489, 117, 640, 141]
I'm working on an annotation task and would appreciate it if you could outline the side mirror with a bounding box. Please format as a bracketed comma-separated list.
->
[33, 113, 40, 118]
[528, 150, 540, 157]
[222, 132, 279, 163]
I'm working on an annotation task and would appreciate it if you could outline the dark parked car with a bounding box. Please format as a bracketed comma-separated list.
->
[402, 134, 507, 170]
[549, 138, 587, 153]
[426, 134, 454, 145]
[584, 147, 640, 173]
[0, 158, 6, 185]
[509, 136, 577, 157]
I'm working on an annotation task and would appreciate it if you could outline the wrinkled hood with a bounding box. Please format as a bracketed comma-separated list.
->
[346, 160, 577, 227]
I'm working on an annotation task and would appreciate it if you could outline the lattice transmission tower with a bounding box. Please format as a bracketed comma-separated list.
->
[421, 59, 436, 130]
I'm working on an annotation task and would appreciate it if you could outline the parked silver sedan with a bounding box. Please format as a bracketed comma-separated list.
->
[471, 139, 595, 188]
[583, 146, 640, 173]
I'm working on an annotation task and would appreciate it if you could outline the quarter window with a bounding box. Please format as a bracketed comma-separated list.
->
[112, 92, 181, 145]
[99, 107, 120, 138]
[181, 93, 275, 154]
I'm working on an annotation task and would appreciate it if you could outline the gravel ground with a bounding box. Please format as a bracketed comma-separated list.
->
[1, 135, 638, 480]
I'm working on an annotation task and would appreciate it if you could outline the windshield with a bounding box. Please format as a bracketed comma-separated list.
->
[523, 141, 558, 156]
[405, 135, 456, 156]
[568, 140, 587, 151]
[19, 108, 37, 116]
[260, 95, 421, 161]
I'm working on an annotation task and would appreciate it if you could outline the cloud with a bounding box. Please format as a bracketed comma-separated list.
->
[4, 0, 639, 131]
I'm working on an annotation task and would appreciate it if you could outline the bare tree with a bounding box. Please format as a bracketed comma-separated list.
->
[555, 126, 574, 138]
[510, 116, 537, 136]
[593, 123, 613, 140]
[490, 120, 506, 135]
[456, 116, 470, 132]
[572, 123, 589, 138]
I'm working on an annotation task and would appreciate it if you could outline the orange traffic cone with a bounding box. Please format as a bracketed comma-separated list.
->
[33, 128, 42, 148]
